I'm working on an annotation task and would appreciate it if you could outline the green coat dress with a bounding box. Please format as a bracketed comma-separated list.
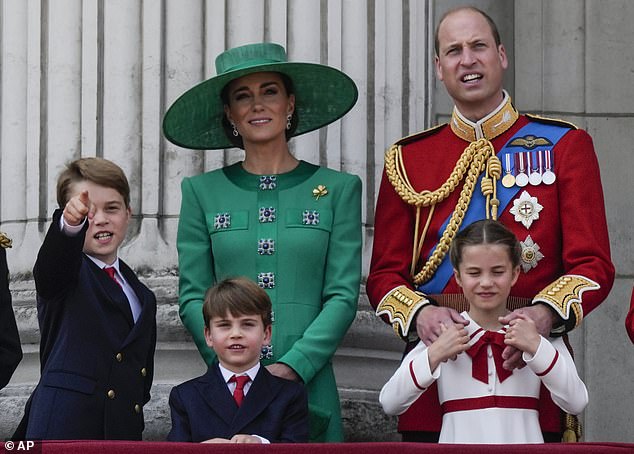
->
[177, 160, 362, 442]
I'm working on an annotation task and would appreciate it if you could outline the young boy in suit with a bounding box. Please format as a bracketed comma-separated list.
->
[167, 277, 309, 443]
[14, 157, 156, 440]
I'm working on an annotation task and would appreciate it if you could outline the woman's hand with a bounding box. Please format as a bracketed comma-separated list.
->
[266, 362, 301, 382]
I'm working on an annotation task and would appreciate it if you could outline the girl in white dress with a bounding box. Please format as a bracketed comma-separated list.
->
[379, 219, 588, 444]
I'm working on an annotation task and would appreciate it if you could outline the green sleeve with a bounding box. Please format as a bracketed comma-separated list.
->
[278, 174, 362, 383]
[177, 177, 216, 366]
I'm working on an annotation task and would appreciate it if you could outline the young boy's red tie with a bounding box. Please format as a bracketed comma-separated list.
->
[230, 375, 250, 407]
[103, 267, 121, 287]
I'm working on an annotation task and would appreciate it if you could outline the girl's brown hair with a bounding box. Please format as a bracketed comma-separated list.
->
[450, 219, 521, 270]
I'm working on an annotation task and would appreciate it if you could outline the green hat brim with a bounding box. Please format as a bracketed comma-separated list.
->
[162, 62, 358, 150]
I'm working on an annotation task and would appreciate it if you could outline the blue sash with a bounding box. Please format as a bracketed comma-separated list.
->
[417, 121, 570, 294]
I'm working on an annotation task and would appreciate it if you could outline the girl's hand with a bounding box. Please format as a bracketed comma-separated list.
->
[427, 323, 470, 371]
[504, 313, 541, 356]
[416, 306, 468, 345]
[499, 305, 556, 369]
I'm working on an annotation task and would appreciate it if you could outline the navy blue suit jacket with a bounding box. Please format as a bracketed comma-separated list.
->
[167, 362, 309, 443]
[0, 246, 22, 390]
[19, 209, 156, 440]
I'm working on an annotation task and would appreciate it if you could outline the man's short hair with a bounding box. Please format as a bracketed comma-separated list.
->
[434, 6, 502, 56]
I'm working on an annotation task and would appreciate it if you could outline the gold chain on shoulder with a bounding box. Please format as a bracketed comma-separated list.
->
[386, 141, 475, 207]
[0, 232, 12, 249]
[384, 139, 500, 285]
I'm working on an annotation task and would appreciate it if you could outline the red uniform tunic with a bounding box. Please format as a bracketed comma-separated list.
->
[367, 96, 614, 434]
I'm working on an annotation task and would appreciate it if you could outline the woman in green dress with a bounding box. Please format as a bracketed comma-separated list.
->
[162, 42, 361, 442]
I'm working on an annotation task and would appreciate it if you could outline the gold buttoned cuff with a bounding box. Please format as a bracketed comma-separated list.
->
[533, 274, 600, 333]
[376, 285, 432, 339]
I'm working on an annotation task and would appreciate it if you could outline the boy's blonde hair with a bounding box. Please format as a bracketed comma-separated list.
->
[203, 277, 273, 328]
[56, 157, 130, 208]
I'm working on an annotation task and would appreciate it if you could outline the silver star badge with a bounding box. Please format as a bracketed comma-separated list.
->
[510, 190, 543, 229]
[520, 235, 544, 273]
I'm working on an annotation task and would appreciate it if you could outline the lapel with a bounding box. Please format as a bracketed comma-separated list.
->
[231, 366, 279, 433]
[195, 364, 239, 426]
[119, 259, 155, 344]
[86, 257, 134, 327]
[118, 260, 145, 300]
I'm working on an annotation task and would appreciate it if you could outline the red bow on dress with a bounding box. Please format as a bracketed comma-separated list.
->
[466, 331, 512, 384]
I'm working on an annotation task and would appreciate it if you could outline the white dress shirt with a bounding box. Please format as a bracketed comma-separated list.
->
[60, 216, 142, 322]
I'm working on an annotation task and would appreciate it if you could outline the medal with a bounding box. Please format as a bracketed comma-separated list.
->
[520, 235, 544, 273]
[515, 152, 529, 187]
[501, 153, 516, 188]
[510, 190, 543, 229]
[529, 150, 543, 186]
[542, 149, 556, 185]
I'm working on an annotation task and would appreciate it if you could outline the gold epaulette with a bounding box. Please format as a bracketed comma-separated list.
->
[533, 274, 599, 332]
[0, 232, 12, 249]
[376, 285, 432, 338]
[393, 123, 447, 147]
[526, 113, 578, 130]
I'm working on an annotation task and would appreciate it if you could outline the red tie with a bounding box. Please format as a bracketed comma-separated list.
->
[230, 375, 250, 407]
[104, 267, 121, 287]
[466, 331, 512, 384]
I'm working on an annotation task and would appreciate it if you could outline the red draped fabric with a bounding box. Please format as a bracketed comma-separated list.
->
[23, 440, 634, 454]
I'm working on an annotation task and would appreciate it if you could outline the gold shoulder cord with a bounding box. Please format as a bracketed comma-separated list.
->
[385, 139, 501, 285]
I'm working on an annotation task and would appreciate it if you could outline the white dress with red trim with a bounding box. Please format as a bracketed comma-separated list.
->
[379, 312, 588, 444]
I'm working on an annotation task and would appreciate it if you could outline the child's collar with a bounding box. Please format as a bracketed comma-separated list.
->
[85, 254, 121, 272]
[218, 361, 261, 383]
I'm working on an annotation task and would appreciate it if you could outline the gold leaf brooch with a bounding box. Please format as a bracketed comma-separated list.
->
[312, 185, 328, 200]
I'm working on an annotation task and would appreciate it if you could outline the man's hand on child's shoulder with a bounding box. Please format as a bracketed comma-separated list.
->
[63, 190, 93, 226]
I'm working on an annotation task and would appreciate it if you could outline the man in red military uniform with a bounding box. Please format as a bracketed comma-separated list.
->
[367, 6, 614, 442]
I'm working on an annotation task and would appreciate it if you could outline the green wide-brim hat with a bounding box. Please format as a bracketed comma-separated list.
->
[162, 42, 358, 150]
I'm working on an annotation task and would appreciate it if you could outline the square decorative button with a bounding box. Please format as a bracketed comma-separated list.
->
[259, 175, 277, 190]
[257, 239, 275, 255]
[259, 207, 276, 223]
[302, 210, 320, 225]
[213, 213, 231, 229]
[257, 272, 275, 289]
